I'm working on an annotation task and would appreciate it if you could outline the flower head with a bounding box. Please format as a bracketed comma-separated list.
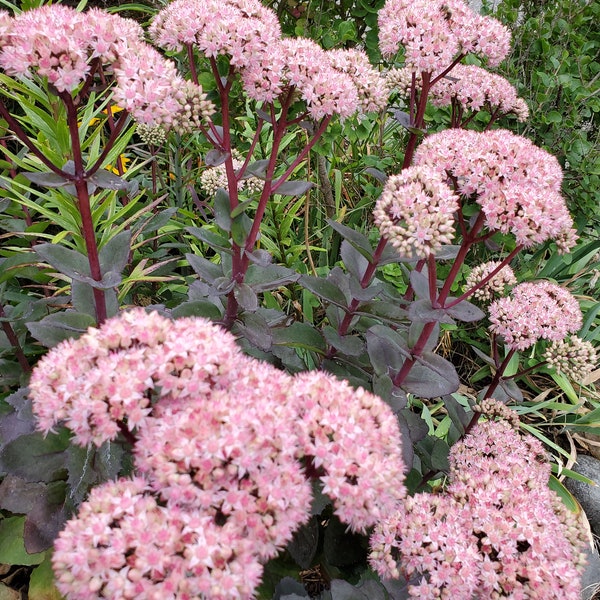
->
[464, 261, 517, 302]
[373, 166, 459, 259]
[414, 128, 576, 250]
[150, 0, 281, 69]
[370, 402, 587, 599]
[293, 371, 406, 531]
[431, 64, 528, 121]
[544, 336, 598, 381]
[488, 281, 582, 351]
[29, 308, 243, 446]
[0, 6, 143, 92]
[378, 0, 511, 72]
[134, 358, 312, 562]
[327, 48, 388, 113]
[52, 477, 264, 600]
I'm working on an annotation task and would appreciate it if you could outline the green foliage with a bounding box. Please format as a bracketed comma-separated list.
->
[488, 0, 600, 224]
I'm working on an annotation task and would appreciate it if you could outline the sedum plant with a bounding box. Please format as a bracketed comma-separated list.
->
[0, 0, 595, 599]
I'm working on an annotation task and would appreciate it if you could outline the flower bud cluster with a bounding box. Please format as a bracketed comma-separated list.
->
[488, 281, 582, 351]
[199, 149, 262, 197]
[373, 166, 459, 259]
[464, 261, 517, 302]
[543, 336, 598, 381]
[30, 309, 406, 599]
[370, 400, 587, 599]
[136, 123, 167, 147]
[378, 0, 511, 73]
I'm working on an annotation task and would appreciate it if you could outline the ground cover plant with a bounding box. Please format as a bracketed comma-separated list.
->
[0, 0, 598, 598]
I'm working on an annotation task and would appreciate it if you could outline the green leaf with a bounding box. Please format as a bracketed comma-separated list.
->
[274, 180, 314, 196]
[299, 274, 348, 307]
[327, 219, 374, 261]
[88, 169, 130, 191]
[366, 325, 410, 376]
[408, 299, 455, 324]
[0, 430, 70, 483]
[322, 326, 364, 356]
[0, 517, 45, 566]
[445, 299, 485, 322]
[28, 552, 64, 600]
[245, 264, 299, 292]
[271, 322, 325, 353]
[171, 301, 223, 320]
[99, 230, 131, 275]
[213, 188, 232, 232]
[33, 243, 91, 280]
[23, 171, 69, 188]
[186, 226, 232, 254]
[234, 282, 258, 312]
[26, 311, 95, 348]
[402, 352, 460, 398]
[185, 253, 223, 282]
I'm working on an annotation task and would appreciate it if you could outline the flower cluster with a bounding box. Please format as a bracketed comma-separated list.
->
[0, 6, 214, 132]
[430, 64, 529, 121]
[292, 371, 407, 531]
[464, 261, 517, 302]
[150, 0, 385, 119]
[136, 123, 167, 147]
[29, 308, 240, 446]
[370, 401, 587, 599]
[544, 336, 598, 381]
[378, 0, 511, 73]
[52, 478, 264, 600]
[328, 48, 389, 113]
[32, 310, 407, 599]
[373, 166, 459, 259]
[488, 281, 582, 351]
[199, 150, 262, 197]
[414, 128, 577, 250]
[149, 0, 281, 69]
[0, 6, 142, 92]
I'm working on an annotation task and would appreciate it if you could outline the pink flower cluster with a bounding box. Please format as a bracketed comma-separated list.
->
[430, 64, 529, 121]
[149, 0, 281, 69]
[0, 6, 214, 132]
[373, 166, 460, 259]
[150, 0, 386, 118]
[30, 309, 406, 599]
[488, 281, 582, 351]
[370, 401, 587, 599]
[53, 477, 264, 600]
[414, 128, 577, 250]
[378, 0, 511, 73]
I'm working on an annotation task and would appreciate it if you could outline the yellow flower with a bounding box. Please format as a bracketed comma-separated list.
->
[88, 104, 125, 127]
[106, 155, 130, 175]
